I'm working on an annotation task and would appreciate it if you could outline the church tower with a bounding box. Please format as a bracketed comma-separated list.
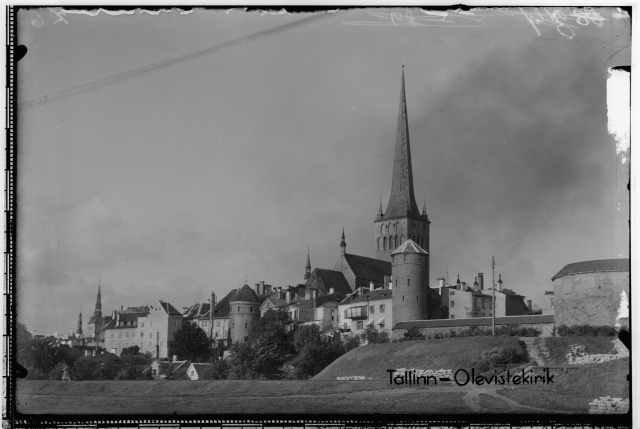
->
[375, 67, 430, 261]
[76, 310, 83, 336]
[304, 248, 311, 281]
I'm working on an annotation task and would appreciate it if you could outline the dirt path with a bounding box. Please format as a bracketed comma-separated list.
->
[519, 337, 545, 366]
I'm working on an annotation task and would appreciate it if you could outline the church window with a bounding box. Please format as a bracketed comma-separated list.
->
[377, 238, 380, 250]
[400, 234, 404, 243]
[395, 235, 398, 248]
[383, 237, 387, 250]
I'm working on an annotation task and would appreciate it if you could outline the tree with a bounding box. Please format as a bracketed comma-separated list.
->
[296, 336, 346, 379]
[72, 357, 114, 380]
[201, 358, 230, 380]
[402, 327, 425, 341]
[343, 335, 360, 353]
[248, 309, 291, 345]
[121, 345, 140, 356]
[168, 322, 211, 362]
[227, 342, 259, 380]
[293, 324, 322, 352]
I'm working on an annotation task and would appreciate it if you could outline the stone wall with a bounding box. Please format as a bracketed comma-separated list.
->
[554, 271, 629, 326]
[392, 252, 429, 325]
[589, 397, 629, 414]
[392, 315, 555, 339]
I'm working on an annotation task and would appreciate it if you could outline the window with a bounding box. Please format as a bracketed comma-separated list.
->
[451, 301, 455, 307]
[370, 306, 374, 314]
[141, 331, 144, 337]
[216, 321, 220, 327]
[380, 304, 385, 312]
[232, 323, 235, 328]
[238, 307, 240, 312]
[204, 321, 207, 327]
[402, 296, 404, 302]
[332, 316, 335, 321]
[250, 307, 253, 312]
[152, 369, 157, 375]
[450, 291, 455, 296]
[191, 371, 194, 376]
[408, 279, 410, 286]
[344, 310, 348, 318]
[357, 321, 364, 330]
[245, 323, 248, 329]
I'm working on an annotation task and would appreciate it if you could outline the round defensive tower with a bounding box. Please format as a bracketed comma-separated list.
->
[391, 239, 430, 327]
[229, 284, 261, 344]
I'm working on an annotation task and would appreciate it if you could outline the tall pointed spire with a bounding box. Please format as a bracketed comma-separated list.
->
[77, 309, 83, 335]
[422, 195, 427, 217]
[304, 246, 311, 281]
[95, 281, 102, 313]
[340, 228, 346, 255]
[378, 194, 383, 216]
[385, 66, 420, 218]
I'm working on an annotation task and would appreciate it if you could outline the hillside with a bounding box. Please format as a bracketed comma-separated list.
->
[314, 336, 526, 380]
[499, 357, 629, 412]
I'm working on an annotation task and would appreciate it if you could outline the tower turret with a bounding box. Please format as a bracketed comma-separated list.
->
[391, 239, 430, 328]
[229, 284, 261, 344]
[76, 310, 83, 335]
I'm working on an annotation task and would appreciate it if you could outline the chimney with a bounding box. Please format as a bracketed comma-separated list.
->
[120, 305, 123, 312]
[111, 310, 115, 319]
[329, 287, 335, 294]
[438, 277, 445, 288]
[497, 274, 503, 291]
[286, 291, 291, 303]
[527, 300, 532, 313]
[260, 281, 265, 293]
[211, 291, 216, 309]
[383, 275, 390, 290]
[116, 311, 120, 323]
[478, 273, 484, 290]
[370, 281, 374, 290]
[255, 283, 260, 295]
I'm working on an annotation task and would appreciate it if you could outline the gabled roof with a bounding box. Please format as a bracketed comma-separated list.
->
[159, 301, 182, 316]
[342, 254, 392, 282]
[552, 259, 630, 281]
[211, 289, 237, 318]
[183, 302, 211, 320]
[261, 294, 287, 309]
[311, 268, 352, 295]
[315, 292, 347, 307]
[189, 362, 212, 376]
[341, 288, 393, 304]
[230, 284, 262, 303]
[123, 306, 151, 313]
[159, 360, 191, 377]
[391, 239, 428, 255]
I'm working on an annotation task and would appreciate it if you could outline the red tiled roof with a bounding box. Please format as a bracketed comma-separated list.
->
[552, 259, 630, 280]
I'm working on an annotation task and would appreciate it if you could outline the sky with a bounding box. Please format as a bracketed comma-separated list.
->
[15, 7, 631, 335]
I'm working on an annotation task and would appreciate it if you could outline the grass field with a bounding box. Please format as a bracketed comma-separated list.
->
[497, 357, 629, 413]
[16, 380, 470, 414]
[535, 336, 618, 365]
[314, 336, 526, 380]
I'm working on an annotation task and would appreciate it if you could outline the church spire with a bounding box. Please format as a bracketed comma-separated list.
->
[378, 194, 383, 216]
[304, 247, 311, 281]
[385, 67, 420, 219]
[95, 281, 102, 313]
[422, 195, 427, 217]
[340, 228, 346, 256]
[77, 309, 83, 336]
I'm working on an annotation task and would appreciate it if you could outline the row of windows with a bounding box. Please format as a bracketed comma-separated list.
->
[379, 222, 427, 235]
[377, 235, 427, 250]
[236, 306, 254, 312]
[355, 321, 385, 329]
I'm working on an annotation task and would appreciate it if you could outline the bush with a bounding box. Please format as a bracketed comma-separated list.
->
[473, 346, 526, 373]
[201, 358, 229, 380]
[360, 328, 390, 344]
[556, 324, 618, 337]
[343, 335, 360, 353]
[402, 327, 426, 341]
[48, 362, 68, 380]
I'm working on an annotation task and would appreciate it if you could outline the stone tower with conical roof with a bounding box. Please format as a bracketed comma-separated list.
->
[375, 67, 430, 261]
[229, 284, 262, 344]
[391, 239, 430, 327]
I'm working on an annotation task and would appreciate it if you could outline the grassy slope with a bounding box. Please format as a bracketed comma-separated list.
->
[314, 336, 525, 380]
[498, 357, 629, 413]
[538, 336, 618, 365]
